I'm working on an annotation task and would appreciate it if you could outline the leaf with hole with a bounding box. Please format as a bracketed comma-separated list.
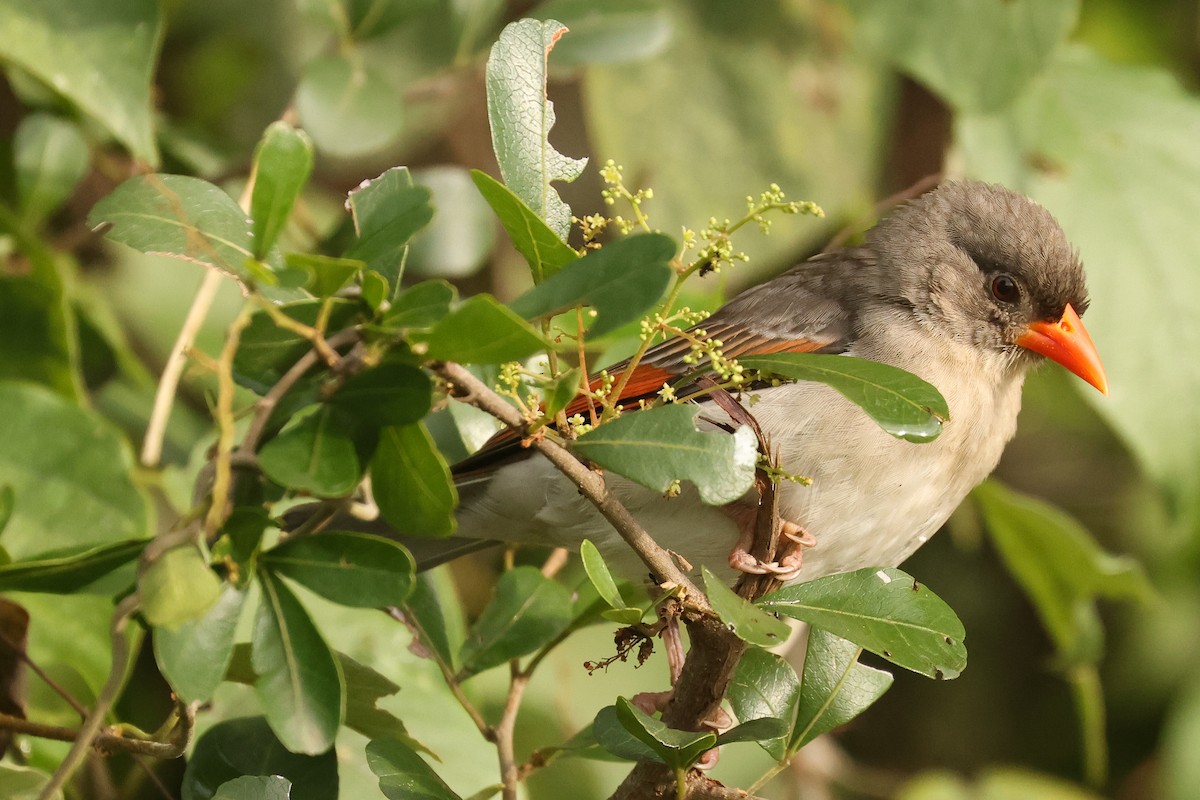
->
[759, 567, 966, 679]
[702, 567, 791, 647]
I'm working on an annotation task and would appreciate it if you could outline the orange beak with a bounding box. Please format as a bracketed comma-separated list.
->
[1016, 304, 1108, 395]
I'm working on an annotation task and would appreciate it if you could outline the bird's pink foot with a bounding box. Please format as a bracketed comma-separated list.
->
[723, 504, 815, 580]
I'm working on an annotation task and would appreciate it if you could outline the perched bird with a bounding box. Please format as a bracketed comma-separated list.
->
[431, 180, 1108, 584]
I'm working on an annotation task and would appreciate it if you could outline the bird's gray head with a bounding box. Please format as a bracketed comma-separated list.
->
[867, 180, 1090, 368]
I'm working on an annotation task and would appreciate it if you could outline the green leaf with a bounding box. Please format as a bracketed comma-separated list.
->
[0, 384, 149, 560]
[403, 570, 468, 672]
[340, 653, 424, 747]
[727, 648, 800, 760]
[973, 480, 1150, 666]
[381, 281, 457, 331]
[250, 122, 314, 258]
[581, 539, 629, 611]
[139, 546, 223, 628]
[0, 0, 162, 164]
[572, 404, 757, 505]
[154, 584, 246, 703]
[0, 539, 144, 593]
[790, 627, 893, 751]
[253, 571, 344, 755]
[458, 566, 573, 677]
[738, 353, 949, 443]
[371, 423, 458, 537]
[715, 716, 789, 746]
[330, 363, 433, 429]
[702, 567, 791, 648]
[258, 405, 362, 497]
[957, 46, 1200, 519]
[233, 300, 360, 392]
[212, 776, 292, 800]
[485, 19, 587, 239]
[1164, 674, 1200, 800]
[543, 367, 583, 418]
[759, 568, 967, 680]
[469, 170, 578, 282]
[261, 531, 416, 608]
[509, 233, 674, 338]
[590, 705, 660, 763]
[285, 254, 363, 298]
[843, 0, 1077, 112]
[181, 717, 337, 800]
[0, 486, 11, 537]
[424, 294, 548, 364]
[612, 696, 716, 769]
[295, 55, 405, 158]
[88, 174, 259, 285]
[533, 0, 673, 66]
[13, 114, 90, 224]
[345, 167, 435, 288]
[0, 765, 62, 800]
[367, 737, 463, 800]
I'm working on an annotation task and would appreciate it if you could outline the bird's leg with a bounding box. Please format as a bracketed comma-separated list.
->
[723, 501, 815, 580]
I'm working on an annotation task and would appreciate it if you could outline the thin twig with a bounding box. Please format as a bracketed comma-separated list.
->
[204, 308, 253, 538]
[140, 270, 224, 467]
[496, 667, 530, 800]
[0, 634, 89, 720]
[0, 711, 188, 759]
[37, 594, 142, 800]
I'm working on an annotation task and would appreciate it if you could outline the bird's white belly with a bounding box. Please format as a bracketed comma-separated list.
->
[457, 357, 1023, 585]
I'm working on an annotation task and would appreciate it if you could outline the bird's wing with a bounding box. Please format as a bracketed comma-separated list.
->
[452, 248, 867, 476]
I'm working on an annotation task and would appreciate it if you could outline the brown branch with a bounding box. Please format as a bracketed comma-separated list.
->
[434, 361, 707, 607]
[0, 707, 190, 759]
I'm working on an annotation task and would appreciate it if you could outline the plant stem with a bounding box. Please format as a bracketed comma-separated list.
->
[1069, 663, 1108, 788]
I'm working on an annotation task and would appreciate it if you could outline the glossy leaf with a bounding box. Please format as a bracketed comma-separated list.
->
[258, 405, 362, 497]
[572, 404, 757, 505]
[974, 480, 1150, 666]
[212, 775, 291, 800]
[0, 539, 144, 593]
[534, 0, 673, 66]
[458, 566, 573, 677]
[485, 19, 586, 239]
[590, 705, 659, 762]
[424, 294, 548, 364]
[381, 281, 456, 331]
[470, 169, 578, 282]
[0, 384, 149, 559]
[154, 584, 246, 703]
[253, 572, 344, 755]
[295, 55, 405, 158]
[738, 353, 949, 443]
[727, 648, 800, 760]
[844, 0, 1076, 112]
[182, 717, 337, 800]
[612, 696, 716, 769]
[329, 363, 433, 429]
[791, 627, 893, 751]
[509, 233, 674, 338]
[372, 423, 458, 537]
[261, 531, 416, 608]
[0, 0, 161, 164]
[715, 716, 789, 746]
[250, 122, 314, 258]
[580, 539, 635, 616]
[702, 567, 792, 647]
[760, 568, 967, 679]
[367, 737, 462, 800]
[88, 174, 263, 283]
[140, 546, 223, 628]
[346, 166, 434, 288]
[13, 114, 90, 224]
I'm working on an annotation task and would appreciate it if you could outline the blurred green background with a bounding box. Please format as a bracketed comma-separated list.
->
[3, 0, 1200, 798]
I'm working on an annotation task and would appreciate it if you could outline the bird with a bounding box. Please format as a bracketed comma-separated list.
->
[421, 180, 1108, 586]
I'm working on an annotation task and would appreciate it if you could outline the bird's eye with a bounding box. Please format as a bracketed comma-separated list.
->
[990, 273, 1021, 304]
